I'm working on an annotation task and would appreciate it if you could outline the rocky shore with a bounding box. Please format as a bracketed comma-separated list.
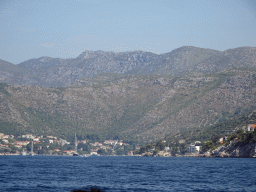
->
[141, 143, 256, 158]
[202, 142, 256, 158]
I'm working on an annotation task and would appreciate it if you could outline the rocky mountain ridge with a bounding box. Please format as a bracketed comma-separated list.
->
[0, 46, 256, 87]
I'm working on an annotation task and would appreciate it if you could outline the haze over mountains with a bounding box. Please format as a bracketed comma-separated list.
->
[1, 46, 256, 88]
[0, 46, 256, 143]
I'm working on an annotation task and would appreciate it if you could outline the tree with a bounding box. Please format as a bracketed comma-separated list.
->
[97, 148, 107, 155]
[171, 146, 178, 155]
[132, 144, 136, 151]
[179, 143, 187, 154]
[4, 149, 9, 153]
[236, 129, 244, 135]
[156, 141, 165, 151]
[37, 149, 45, 154]
[211, 135, 221, 144]
[153, 148, 159, 155]
[202, 141, 215, 152]
[26, 143, 32, 151]
[139, 146, 146, 154]
[115, 148, 125, 155]
[124, 145, 132, 155]
[78, 143, 90, 153]
[146, 144, 152, 151]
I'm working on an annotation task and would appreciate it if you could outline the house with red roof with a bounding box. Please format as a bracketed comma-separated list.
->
[14, 141, 30, 146]
[247, 124, 256, 131]
[54, 149, 61, 152]
[63, 150, 75, 155]
[14, 145, 23, 149]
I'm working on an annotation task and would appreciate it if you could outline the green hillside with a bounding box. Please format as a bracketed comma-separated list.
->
[0, 68, 256, 143]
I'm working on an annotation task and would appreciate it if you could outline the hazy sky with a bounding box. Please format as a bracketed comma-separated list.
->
[1, 0, 256, 64]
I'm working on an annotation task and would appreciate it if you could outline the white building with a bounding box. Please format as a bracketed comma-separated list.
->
[22, 134, 35, 139]
[14, 145, 23, 149]
[195, 146, 201, 152]
[33, 138, 39, 142]
[187, 145, 201, 153]
[165, 147, 170, 151]
[47, 136, 57, 140]
[2, 139, 9, 144]
[61, 139, 70, 145]
[187, 145, 196, 153]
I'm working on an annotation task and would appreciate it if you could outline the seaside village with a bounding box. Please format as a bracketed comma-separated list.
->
[0, 132, 136, 156]
[0, 124, 255, 156]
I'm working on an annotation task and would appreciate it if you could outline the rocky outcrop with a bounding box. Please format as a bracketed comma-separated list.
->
[141, 152, 153, 157]
[209, 143, 256, 158]
[141, 151, 172, 157]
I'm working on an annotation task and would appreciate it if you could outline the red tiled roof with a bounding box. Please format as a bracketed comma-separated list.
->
[54, 149, 61, 151]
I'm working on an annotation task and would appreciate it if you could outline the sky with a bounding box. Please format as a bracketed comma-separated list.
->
[0, 0, 256, 64]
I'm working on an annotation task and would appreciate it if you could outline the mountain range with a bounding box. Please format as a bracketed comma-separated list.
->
[0, 46, 256, 143]
[1, 46, 256, 88]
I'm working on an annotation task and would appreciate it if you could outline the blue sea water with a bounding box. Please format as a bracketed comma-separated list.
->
[0, 156, 255, 192]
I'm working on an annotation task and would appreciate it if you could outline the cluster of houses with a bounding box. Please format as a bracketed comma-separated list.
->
[0, 133, 70, 155]
[1, 123, 255, 156]
[0, 133, 14, 143]
[60, 140, 129, 156]
[185, 124, 256, 154]
[141, 123, 256, 157]
[0, 133, 15, 150]
[0, 133, 132, 156]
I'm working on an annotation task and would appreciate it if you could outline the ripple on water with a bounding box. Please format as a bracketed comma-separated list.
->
[0, 156, 256, 192]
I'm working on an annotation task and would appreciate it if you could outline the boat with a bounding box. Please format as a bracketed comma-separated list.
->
[20, 133, 27, 156]
[30, 140, 34, 156]
[73, 133, 79, 156]
[21, 149, 26, 156]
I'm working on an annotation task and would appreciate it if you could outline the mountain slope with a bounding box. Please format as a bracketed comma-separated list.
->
[0, 69, 256, 143]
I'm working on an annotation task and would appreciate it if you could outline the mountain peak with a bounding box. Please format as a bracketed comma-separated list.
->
[38, 56, 53, 62]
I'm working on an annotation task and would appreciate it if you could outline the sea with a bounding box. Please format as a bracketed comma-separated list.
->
[0, 156, 255, 192]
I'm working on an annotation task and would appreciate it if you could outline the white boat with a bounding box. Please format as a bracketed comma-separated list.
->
[21, 149, 26, 156]
[30, 140, 34, 156]
[73, 133, 79, 156]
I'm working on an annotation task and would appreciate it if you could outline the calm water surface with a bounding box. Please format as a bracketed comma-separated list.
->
[0, 156, 255, 192]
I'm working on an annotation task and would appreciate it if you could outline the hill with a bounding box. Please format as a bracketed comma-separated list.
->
[0, 68, 256, 143]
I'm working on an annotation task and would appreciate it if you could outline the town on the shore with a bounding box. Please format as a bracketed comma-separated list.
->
[0, 124, 255, 157]
[0, 132, 139, 156]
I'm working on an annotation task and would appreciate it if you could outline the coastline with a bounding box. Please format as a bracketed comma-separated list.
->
[1, 153, 255, 158]
[1, 142, 256, 158]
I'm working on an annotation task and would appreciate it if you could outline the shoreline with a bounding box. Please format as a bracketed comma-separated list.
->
[1, 153, 255, 158]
